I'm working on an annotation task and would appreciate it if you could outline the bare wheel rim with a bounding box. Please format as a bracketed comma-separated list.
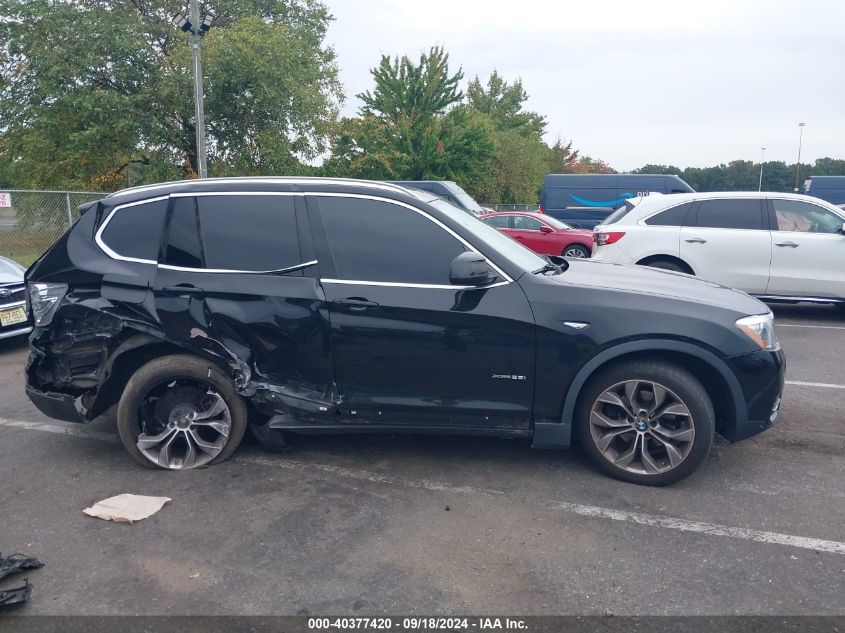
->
[564, 246, 588, 258]
[589, 379, 695, 475]
[135, 380, 232, 470]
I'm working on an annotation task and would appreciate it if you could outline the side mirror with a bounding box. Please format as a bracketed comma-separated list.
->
[539, 225, 554, 234]
[450, 252, 494, 287]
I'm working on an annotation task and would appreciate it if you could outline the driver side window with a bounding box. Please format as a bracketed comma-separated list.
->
[772, 199, 843, 234]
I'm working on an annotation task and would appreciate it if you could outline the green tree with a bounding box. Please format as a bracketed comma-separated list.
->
[0, 0, 342, 190]
[466, 71, 546, 138]
[466, 71, 552, 203]
[326, 47, 494, 192]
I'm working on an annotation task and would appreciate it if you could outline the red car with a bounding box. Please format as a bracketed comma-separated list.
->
[479, 212, 593, 258]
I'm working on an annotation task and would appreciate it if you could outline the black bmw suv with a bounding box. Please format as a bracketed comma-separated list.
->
[25, 178, 785, 485]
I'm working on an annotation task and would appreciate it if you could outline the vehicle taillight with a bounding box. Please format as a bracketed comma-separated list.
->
[538, 205, 545, 214]
[593, 232, 625, 246]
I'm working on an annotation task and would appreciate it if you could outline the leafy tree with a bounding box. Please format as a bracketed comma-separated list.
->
[326, 47, 494, 193]
[547, 137, 580, 174]
[571, 156, 616, 174]
[632, 164, 683, 176]
[0, 0, 342, 190]
[467, 71, 546, 138]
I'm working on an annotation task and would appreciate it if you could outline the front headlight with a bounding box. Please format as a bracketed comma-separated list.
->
[28, 282, 68, 327]
[736, 313, 779, 350]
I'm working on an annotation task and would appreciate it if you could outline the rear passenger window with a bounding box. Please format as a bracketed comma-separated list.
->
[164, 197, 202, 268]
[198, 195, 302, 271]
[693, 199, 763, 230]
[100, 198, 167, 262]
[645, 202, 694, 226]
[317, 197, 466, 285]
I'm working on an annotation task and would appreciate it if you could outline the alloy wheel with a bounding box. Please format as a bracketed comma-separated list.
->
[135, 381, 232, 470]
[564, 246, 588, 258]
[588, 379, 695, 475]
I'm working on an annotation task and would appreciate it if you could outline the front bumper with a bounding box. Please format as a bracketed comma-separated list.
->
[25, 385, 84, 422]
[0, 325, 33, 340]
[723, 347, 786, 442]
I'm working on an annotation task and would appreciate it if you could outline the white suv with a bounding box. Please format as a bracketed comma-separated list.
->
[591, 192, 845, 306]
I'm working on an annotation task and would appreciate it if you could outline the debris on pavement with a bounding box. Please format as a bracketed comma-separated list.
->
[0, 553, 44, 581]
[83, 494, 171, 523]
[0, 580, 32, 607]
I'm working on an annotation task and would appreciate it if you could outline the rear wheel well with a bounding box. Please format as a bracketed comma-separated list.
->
[636, 255, 694, 275]
[89, 339, 231, 419]
[574, 350, 734, 437]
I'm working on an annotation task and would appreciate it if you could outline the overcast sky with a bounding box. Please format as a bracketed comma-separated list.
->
[324, 0, 844, 172]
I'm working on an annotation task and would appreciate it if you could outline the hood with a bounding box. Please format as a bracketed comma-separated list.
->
[547, 259, 769, 315]
[0, 257, 25, 285]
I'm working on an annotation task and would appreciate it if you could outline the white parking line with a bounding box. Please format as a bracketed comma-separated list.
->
[778, 323, 845, 331]
[786, 380, 845, 390]
[1, 416, 844, 556]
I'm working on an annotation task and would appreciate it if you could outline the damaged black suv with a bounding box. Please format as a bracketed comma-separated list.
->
[25, 178, 785, 485]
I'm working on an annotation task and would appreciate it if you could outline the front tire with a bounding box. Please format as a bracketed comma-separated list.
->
[117, 355, 247, 470]
[575, 361, 714, 486]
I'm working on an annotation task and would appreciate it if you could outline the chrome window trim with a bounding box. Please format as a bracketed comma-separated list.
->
[96, 190, 513, 284]
[94, 195, 170, 265]
[158, 260, 318, 275]
[310, 192, 513, 285]
[321, 279, 510, 291]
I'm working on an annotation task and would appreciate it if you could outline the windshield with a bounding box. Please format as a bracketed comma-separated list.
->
[428, 199, 547, 274]
[541, 216, 573, 230]
[443, 183, 484, 214]
[0, 257, 25, 276]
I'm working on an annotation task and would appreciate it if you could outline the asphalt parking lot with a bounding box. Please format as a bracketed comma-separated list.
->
[0, 304, 843, 616]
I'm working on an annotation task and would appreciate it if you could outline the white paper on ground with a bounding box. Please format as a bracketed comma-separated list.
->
[83, 494, 172, 523]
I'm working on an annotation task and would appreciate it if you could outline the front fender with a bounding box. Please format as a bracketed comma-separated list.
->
[531, 339, 746, 449]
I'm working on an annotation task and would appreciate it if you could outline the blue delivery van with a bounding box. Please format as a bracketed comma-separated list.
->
[804, 176, 845, 208]
[539, 174, 695, 228]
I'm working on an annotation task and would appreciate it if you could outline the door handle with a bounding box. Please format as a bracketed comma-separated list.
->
[332, 297, 379, 310]
[775, 241, 799, 248]
[162, 285, 205, 295]
[684, 238, 707, 244]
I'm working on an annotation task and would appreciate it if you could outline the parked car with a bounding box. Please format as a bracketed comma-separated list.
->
[803, 175, 845, 209]
[591, 191, 845, 309]
[479, 212, 593, 258]
[387, 181, 484, 215]
[539, 174, 695, 229]
[25, 178, 784, 485]
[0, 255, 32, 340]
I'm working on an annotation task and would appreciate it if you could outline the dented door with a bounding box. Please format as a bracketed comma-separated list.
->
[153, 193, 335, 412]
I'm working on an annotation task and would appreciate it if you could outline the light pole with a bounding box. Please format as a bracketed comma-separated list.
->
[758, 146, 766, 192]
[794, 122, 805, 192]
[172, 3, 215, 179]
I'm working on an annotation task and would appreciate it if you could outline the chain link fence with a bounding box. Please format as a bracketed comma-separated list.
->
[483, 204, 541, 212]
[0, 190, 105, 268]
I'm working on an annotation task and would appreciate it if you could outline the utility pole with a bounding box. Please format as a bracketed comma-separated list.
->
[794, 122, 805, 192]
[190, 0, 207, 179]
[758, 147, 766, 192]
